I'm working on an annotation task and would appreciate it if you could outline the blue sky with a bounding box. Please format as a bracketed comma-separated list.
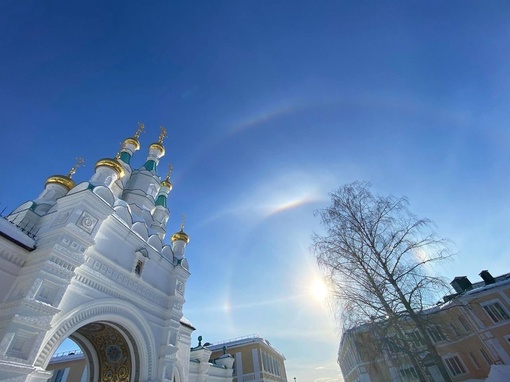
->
[1, 1, 510, 381]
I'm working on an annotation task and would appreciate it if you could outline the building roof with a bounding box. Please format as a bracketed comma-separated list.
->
[180, 316, 196, 330]
[0, 217, 36, 250]
[206, 334, 286, 359]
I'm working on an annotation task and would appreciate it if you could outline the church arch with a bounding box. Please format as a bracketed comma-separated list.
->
[36, 298, 157, 381]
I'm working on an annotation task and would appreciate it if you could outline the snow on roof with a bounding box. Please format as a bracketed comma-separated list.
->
[0, 218, 36, 250]
[463, 275, 510, 297]
[206, 334, 285, 359]
[486, 365, 510, 382]
[180, 316, 195, 329]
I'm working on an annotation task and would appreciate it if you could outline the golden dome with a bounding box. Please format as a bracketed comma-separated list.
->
[123, 137, 140, 150]
[45, 175, 76, 191]
[95, 158, 125, 177]
[171, 230, 190, 244]
[161, 179, 173, 190]
[149, 142, 165, 156]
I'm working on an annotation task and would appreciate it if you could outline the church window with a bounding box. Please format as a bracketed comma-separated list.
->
[135, 260, 143, 276]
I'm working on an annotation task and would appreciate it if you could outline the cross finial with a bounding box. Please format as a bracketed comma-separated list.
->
[135, 122, 145, 139]
[165, 164, 173, 182]
[158, 126, 168, 144]
[68, 157, 84, 178]
[180, 214, 186, 231]
[117, 140, 125, 155]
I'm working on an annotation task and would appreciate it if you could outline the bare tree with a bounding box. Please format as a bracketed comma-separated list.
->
[314, 182, 453, 382]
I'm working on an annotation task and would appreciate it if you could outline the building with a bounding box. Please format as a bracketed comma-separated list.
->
[46, 349, 86, 382]
[45, 333, 236, 382]
[338, 271, 510, 382]
[0, 125, 234, 382]
[207, 335, 287, 382]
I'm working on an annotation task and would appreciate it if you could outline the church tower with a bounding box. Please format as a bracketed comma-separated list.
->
[0, 125, 194, 382]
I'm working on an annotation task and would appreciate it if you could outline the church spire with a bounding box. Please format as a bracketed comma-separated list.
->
[141, 126, 167, 172]
[119, 122, 144, 164]
[151, 164, 173, 239]
[171, 214, 190, 244]
[171, 214, 190, 259]
[155, 164, 173, 207]
[45, 157, 84, 192]
[90, 143, 125, 189]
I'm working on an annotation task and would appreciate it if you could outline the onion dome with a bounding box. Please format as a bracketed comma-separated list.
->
[45, 175, 75, 191]
[171, 230, 189, 244]
[142, 126, 167, 172]
[171, 214, 190, 244]
[149, 142, 165, 157]
[155, 164, 173, 207]
[94, 157, 125, 178]
[45, 158, 84, 191]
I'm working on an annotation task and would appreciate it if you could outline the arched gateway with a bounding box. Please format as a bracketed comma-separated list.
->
[0, 126, 220, 382]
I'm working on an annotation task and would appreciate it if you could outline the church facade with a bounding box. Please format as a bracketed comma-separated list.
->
[0, 125, 234, 382]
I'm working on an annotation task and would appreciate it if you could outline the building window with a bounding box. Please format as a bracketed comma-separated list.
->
[50, 368, 70, 382]
[482, 302, 510, 324]
[450, 323, 460, 337]
[469, 352, 481, 369]
[400, 366, 419, 380]
[135, 260, 143, 276]
[458, 316, 471, 332]
[427, 326, 446, 343]
[386, 338, 401, 353]
[480, 348, 494, 365]
[406, 331, 425, 347]
[444, 355, 467, 376]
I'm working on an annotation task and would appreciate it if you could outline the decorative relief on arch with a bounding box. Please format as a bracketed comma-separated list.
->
[77, 323, 131, 382]
[35, 302, 155, 379]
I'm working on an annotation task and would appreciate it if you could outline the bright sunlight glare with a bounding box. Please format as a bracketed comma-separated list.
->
[310, 278, 329, 302]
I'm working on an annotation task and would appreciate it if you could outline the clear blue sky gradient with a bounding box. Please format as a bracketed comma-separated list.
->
[1, 2, 510, 381]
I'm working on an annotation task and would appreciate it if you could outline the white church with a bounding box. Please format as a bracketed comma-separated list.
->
[0, 125, 235, 382]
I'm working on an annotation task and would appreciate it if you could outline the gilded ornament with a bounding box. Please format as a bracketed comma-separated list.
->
[45, 175, 75, 191]
[95, 158, 125, 177]
[171, 214, 189, 243]
[161, 164, 173, 189]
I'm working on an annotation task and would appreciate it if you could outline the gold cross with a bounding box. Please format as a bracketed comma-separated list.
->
[158, 126, 168, 144]
[68, 157, 84, 178]
[180, 214, 186, 231]
[134, 122, 145, 139]
[165, 164, 173, 181]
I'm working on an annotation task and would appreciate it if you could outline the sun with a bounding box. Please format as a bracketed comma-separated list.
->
[310, 278, 329, 302]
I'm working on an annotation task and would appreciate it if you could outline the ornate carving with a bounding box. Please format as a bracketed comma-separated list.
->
[76, 211, 98, 234]
[12, 314, 52, 329]
[77, 323, 131, 382]
[176, 280, 184, 295]
[36, 302, 155, 379]
[173, 302, 182, 311]
[53, 209, 73, 226]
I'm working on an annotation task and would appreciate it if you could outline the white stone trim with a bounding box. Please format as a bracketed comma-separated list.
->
[35, 298, 157, 380]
